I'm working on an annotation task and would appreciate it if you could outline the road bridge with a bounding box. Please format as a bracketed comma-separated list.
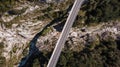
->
[47, 0, 85, 67]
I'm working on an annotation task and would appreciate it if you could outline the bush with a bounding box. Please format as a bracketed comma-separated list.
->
[80, 0, 120, 24]
[0, 56, 6, 67]
[55, 34, 120, 67]
[0, 0, 16, 14]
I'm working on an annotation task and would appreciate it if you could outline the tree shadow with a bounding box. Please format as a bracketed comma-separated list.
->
[53, 20, 66, 32]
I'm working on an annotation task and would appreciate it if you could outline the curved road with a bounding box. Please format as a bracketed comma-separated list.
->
[47, 0, 85, 67]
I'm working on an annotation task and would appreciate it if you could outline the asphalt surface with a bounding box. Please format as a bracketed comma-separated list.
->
[47, 0, 85, 67]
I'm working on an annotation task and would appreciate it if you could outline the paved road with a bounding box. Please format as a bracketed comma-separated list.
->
[47, 0, 84, 67]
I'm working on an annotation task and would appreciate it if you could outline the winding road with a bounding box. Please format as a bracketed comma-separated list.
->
[47, 0, 85, 67]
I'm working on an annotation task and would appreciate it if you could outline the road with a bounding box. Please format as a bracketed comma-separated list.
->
[47, 0, 84, 67]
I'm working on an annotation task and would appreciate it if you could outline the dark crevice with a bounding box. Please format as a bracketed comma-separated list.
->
[116, 40, 120, 50]
[53, 20, 66, 32]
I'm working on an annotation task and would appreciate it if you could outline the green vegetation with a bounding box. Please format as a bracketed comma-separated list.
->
[81, 0, 120, 24]
[56, 36, 120, 67]
[0, 0, 120, 67]
[33, 59, 40, 67]
[0, 0, 16, 14]
[36, 0, 120, 27]
[0, 56, 6, 67]
[0, 42, 6, 67]
[56, 31, 120, 67]
[8, 7, 27, 15]
[12, 46, 17, 53]
[4, 8, 27, 28]
[31, 32, 120, 67]
[0, 0, 120, 25]
[31, 0, 120, 66]
[41, 27, 52, 36]
[7, 52, 21, 67]
[0, 42, 4, 49]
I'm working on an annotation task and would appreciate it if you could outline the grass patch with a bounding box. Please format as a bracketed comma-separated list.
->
[41, 27, 52, 36]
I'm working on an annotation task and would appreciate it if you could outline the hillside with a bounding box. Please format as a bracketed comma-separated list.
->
[0, 0, 120, 67]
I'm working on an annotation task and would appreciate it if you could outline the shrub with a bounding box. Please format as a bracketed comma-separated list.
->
[80, 0, 120, 24]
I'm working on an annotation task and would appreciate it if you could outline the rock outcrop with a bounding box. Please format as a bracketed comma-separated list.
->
[0, 0, 120, 67]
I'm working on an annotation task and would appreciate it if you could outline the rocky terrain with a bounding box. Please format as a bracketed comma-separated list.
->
[0, 0, 120, 67]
